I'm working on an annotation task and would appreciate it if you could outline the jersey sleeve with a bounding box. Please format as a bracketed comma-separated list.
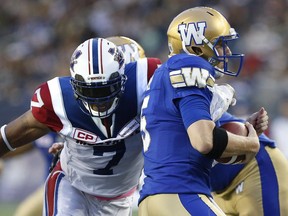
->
[147, 57, 162, 81]
[176, 92, 212, 129]
[166, 55, 214, 127]
[168, 54, 215, 89]
[218, 112, 243, 125]
[31, 81, 63, 132]
[134, 58, 161, 108]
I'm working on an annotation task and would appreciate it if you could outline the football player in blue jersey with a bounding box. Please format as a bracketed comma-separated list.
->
[138, 7, 261, 216]
[211, 112, 288, 216]
[0, 37, 161, 216]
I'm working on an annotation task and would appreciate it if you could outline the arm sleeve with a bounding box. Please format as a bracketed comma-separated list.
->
[147, 58, 162, 81]
[31, 82, 63, 132]
[176, 93, 212, 129]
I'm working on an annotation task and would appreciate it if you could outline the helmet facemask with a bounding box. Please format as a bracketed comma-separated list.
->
[180, 28, 244, 78]
[206, 30, 244, 77]
[71, 72, 127, 118]
[69, 38, 126, 118]
[167, 7, 245, 79]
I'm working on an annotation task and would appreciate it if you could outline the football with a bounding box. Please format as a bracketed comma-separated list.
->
[215, 121, 248, 164]
[221, 121, 248, 137]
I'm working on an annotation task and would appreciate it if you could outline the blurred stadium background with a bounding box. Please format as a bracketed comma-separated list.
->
[1, 0, 288, 215]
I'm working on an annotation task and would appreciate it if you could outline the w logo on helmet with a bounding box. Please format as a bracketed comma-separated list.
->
[178, 22, 207, 46]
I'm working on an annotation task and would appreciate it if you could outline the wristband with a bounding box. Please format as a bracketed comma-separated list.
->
[205, 126, 228, 159]
[1, 125, 16, 151]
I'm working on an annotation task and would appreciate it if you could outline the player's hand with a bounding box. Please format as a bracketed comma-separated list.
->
[243, 122, 260, 163]
[246, 107, 268, 136]
[48, 142, 64, 173]
[48, 142, 64, 155]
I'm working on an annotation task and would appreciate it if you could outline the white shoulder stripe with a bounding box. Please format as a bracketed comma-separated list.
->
[47, 78, 73, 135]
[136, 58, 148, 113]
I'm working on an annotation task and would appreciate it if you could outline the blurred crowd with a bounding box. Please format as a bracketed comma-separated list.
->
[1, 0, 288, 123]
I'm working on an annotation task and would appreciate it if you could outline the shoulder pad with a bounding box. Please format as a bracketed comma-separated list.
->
[170, 67, 215, 88]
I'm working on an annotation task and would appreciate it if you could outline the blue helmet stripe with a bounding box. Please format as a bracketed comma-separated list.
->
[92, 38, 100, 74]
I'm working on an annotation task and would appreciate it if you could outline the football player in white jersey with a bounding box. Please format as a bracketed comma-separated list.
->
[48, 35, 151, 214]
[0, 37, 161, 216]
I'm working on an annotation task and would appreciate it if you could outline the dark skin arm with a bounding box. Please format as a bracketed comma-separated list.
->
[0, 143, 34, 175]
[0, 110, 50, 157]
[3, 143, 34, 158]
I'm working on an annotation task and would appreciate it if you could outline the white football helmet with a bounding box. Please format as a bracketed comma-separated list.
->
[70, 38, 126, 118]
[106, 36, 146, 63]
[167, 7, 244, 77]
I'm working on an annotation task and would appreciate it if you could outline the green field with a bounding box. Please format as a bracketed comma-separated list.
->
[0, 203, 18, 216]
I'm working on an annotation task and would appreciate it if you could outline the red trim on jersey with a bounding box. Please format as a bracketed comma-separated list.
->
[101, 117, 112, 138]
[147, 58, 162, 82]
[31, 83, 63, 132]
[45, 162, 63, 216]
[88, 39, 91, 75]
[100, 38, 104, 74]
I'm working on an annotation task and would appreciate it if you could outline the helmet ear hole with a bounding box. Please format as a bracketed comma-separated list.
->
[75, 74, 84, 81]
[109, 72, 120, 80]
[192, 46, 203, 55]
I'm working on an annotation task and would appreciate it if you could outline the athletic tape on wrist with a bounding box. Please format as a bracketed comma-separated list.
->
[1, 125, 16, 151]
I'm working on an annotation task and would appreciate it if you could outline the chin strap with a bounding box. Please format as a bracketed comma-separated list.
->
[181, 41, 194, 55]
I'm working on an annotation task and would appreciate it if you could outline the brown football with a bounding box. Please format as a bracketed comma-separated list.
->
[221, 121, 248, 137]
[215, 121, 247, 164]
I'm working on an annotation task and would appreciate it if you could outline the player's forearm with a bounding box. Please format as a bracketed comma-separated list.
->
[2, 143, 34, 158]
[0, 123, 18, 156]
[0, 141, 11, 157]
[0, 111, 50, 157]
[221, 133, 259, 157]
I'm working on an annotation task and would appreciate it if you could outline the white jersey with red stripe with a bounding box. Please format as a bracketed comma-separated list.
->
[31, 57, 161, 198]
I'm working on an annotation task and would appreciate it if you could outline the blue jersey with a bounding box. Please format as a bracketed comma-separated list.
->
[210, 112, 276, 192]
[139, 54, 217, 203]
